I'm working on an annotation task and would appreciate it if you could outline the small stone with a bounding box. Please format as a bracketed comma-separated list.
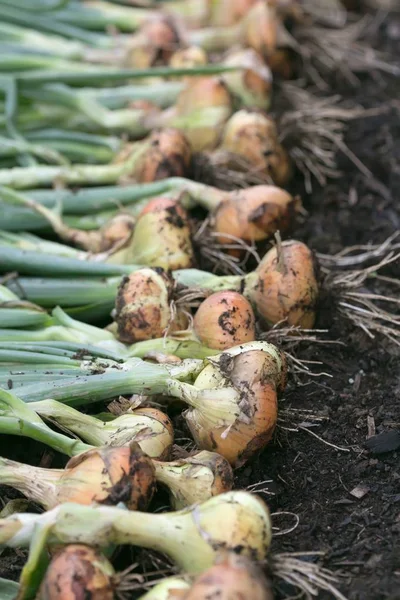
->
[350, 485, 370, 499]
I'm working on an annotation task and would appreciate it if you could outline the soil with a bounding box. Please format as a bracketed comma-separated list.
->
[0, 10, 399, 600]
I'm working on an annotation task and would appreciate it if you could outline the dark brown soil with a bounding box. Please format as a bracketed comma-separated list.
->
[0, 11, 399, 600]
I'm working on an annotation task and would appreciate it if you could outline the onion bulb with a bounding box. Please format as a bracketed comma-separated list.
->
[212, 185, 300, 248]
[0, 491, 272, 575]
[184, 552, 273, 600]
[208, 0, 259, 26]
[38, 544, 115, 600]
[114, 268, 184, 343]
[245, 240, 319, 328]
[219, 109, 291, 186]
[133, 128, 192, 183]
[167, 77, 233, 151]
[120, 196, 195, 271]
[32, 400, 174, 460]
[243, 0, 280, 58]
[0, 442, 156, 510]
[139, 577, 190, 599]
[127, 15, 182, 69]
[221, 49, 273, 110]
[193, 291, 256, 350]
[154, 450, 234, 509]
[169, 46, 208, 71]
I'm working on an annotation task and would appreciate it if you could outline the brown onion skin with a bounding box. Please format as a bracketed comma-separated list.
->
[134, 129, 192, 183]
[247, 240, 319, 328]
[190, 349, 286, 466]
[212, 185, 300, 248]
[60, 443, 156, 511]
[133, 407, 175, 460]
[114, 269, 173, 343]
[38, 544, 114, 600]
[184, 552, 273, 600]
[193, 291, 256, 350]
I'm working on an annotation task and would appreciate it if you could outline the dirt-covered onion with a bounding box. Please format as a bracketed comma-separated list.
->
[0, 442, 156, 510]
[193, 291, 256, 350]
[180, 342, 286, 466]
[245, 239, 319, 328]
[212, 185, 300, 248]
[127, 14, 182, 68]
[218, 109, 291, 186]
[114, 268, 181, 343]
[132, 128, 192, 183]
[154, 450, 234, 509]
[38, 544, 115, 600]
[114, 196, 194, 270]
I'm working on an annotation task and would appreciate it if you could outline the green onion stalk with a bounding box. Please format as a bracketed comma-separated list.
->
[0, 21, 89, 59]
[0, 284, 51, 329]
[0, 491, 272, 575]
[0, 304, 217, 360]
[0, 341, 286, 465]
[25, 129, 122, 164]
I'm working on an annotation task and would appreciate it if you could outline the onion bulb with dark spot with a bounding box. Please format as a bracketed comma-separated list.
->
[38, 544, 115, 600]
[169, 341, 286, 466]
[132, 128, 192, 183]
[114, 268, 182, 343]
[245, 240, 319, 328]
[119, 196, 195, 271]
[218, 109, 291, 186]
[193, 291, 256, 350]
[154, 450, 234, 509]
[0, 442, 156, 511]
[126, 15, 182, 68]
[184, 552, 273, 600]
[212, 185, 300, 249]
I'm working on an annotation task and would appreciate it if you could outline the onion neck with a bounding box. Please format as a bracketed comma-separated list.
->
[0, 457, 60, 509]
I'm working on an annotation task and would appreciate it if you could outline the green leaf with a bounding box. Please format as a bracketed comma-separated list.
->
[0, 577, 19, 600]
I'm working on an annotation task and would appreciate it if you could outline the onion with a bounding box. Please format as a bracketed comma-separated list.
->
[133, 128, 192, 183]
[169, 46, 208, 71]
[184, 552, 273, 600]
[245, 240, 319, 328]
[127, 15, 182, 68]
[193, 291, 256, 350]
[114, 268, 176, 343]
[154, 450, 234, 509]
[98, 213, 136, 253]
[221, 49, 273, 110]
[212, 185, 300, 249]
[0, 491, 272, 574]
[171, 342, 286, 466]
[32, 401, 174, 460]
[219, 109, 291, 186]
[243, 1, 280, 58]
[0, 442, 156, 510]
[167, 77, 233, 151]
[38, 544, 115, 600]
[208, 0, 259, 26]
[119, 196, 195, 270]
